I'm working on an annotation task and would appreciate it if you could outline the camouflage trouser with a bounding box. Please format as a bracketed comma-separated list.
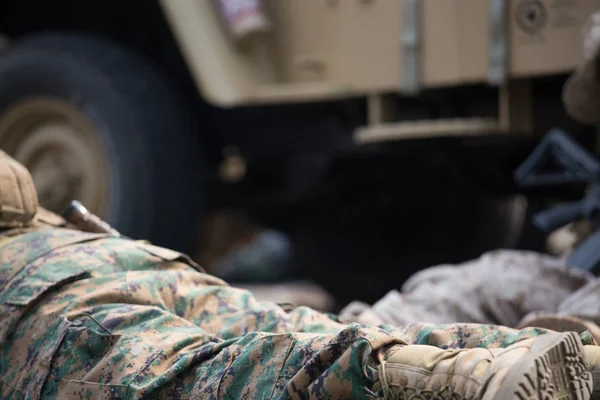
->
[0, 229, 573, 399]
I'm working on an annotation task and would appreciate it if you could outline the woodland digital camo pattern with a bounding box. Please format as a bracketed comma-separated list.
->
[0, 226, 589, 399]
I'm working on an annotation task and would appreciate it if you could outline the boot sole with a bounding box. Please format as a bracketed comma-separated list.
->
[493, 332, 592, 400]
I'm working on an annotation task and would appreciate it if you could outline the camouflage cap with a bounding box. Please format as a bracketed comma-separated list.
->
[562, 11, 600, 125]
[0, 150, 38, 228]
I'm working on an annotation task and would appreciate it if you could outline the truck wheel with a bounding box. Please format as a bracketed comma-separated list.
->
[0, 33, 203, 252]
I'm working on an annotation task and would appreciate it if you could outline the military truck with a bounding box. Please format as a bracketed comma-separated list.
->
[0, 0, 594, 264]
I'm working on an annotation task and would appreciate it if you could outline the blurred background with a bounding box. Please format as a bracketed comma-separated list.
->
[0, 0, 596, 312]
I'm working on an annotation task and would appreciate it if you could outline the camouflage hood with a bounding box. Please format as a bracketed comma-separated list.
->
[0, 150, 38, 228]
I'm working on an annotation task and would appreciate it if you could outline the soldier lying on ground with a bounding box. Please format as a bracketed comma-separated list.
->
[1, 154, 600, 399]
[5, 12, 600, 397]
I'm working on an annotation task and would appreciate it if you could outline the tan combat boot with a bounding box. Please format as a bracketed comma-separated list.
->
[370, 331, 592, 399]
[517, 313, 600, 344]
[518, 314, 598, 334]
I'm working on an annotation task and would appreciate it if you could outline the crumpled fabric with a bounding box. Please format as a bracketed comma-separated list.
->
[340, 250, 595, 329]
[559, 278, 600, 325]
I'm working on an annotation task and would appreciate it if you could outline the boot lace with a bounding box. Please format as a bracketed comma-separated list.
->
[364, 359, 465, 400]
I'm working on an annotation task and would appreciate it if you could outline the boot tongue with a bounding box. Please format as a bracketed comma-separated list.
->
[373, 345, 492, 399]
[385, 345, 462, 370]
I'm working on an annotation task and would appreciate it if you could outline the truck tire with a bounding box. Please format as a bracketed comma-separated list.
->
[0, 33, 203, 252]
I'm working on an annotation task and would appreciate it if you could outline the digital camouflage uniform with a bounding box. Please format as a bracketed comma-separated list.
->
[0, 149, 597, 400]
